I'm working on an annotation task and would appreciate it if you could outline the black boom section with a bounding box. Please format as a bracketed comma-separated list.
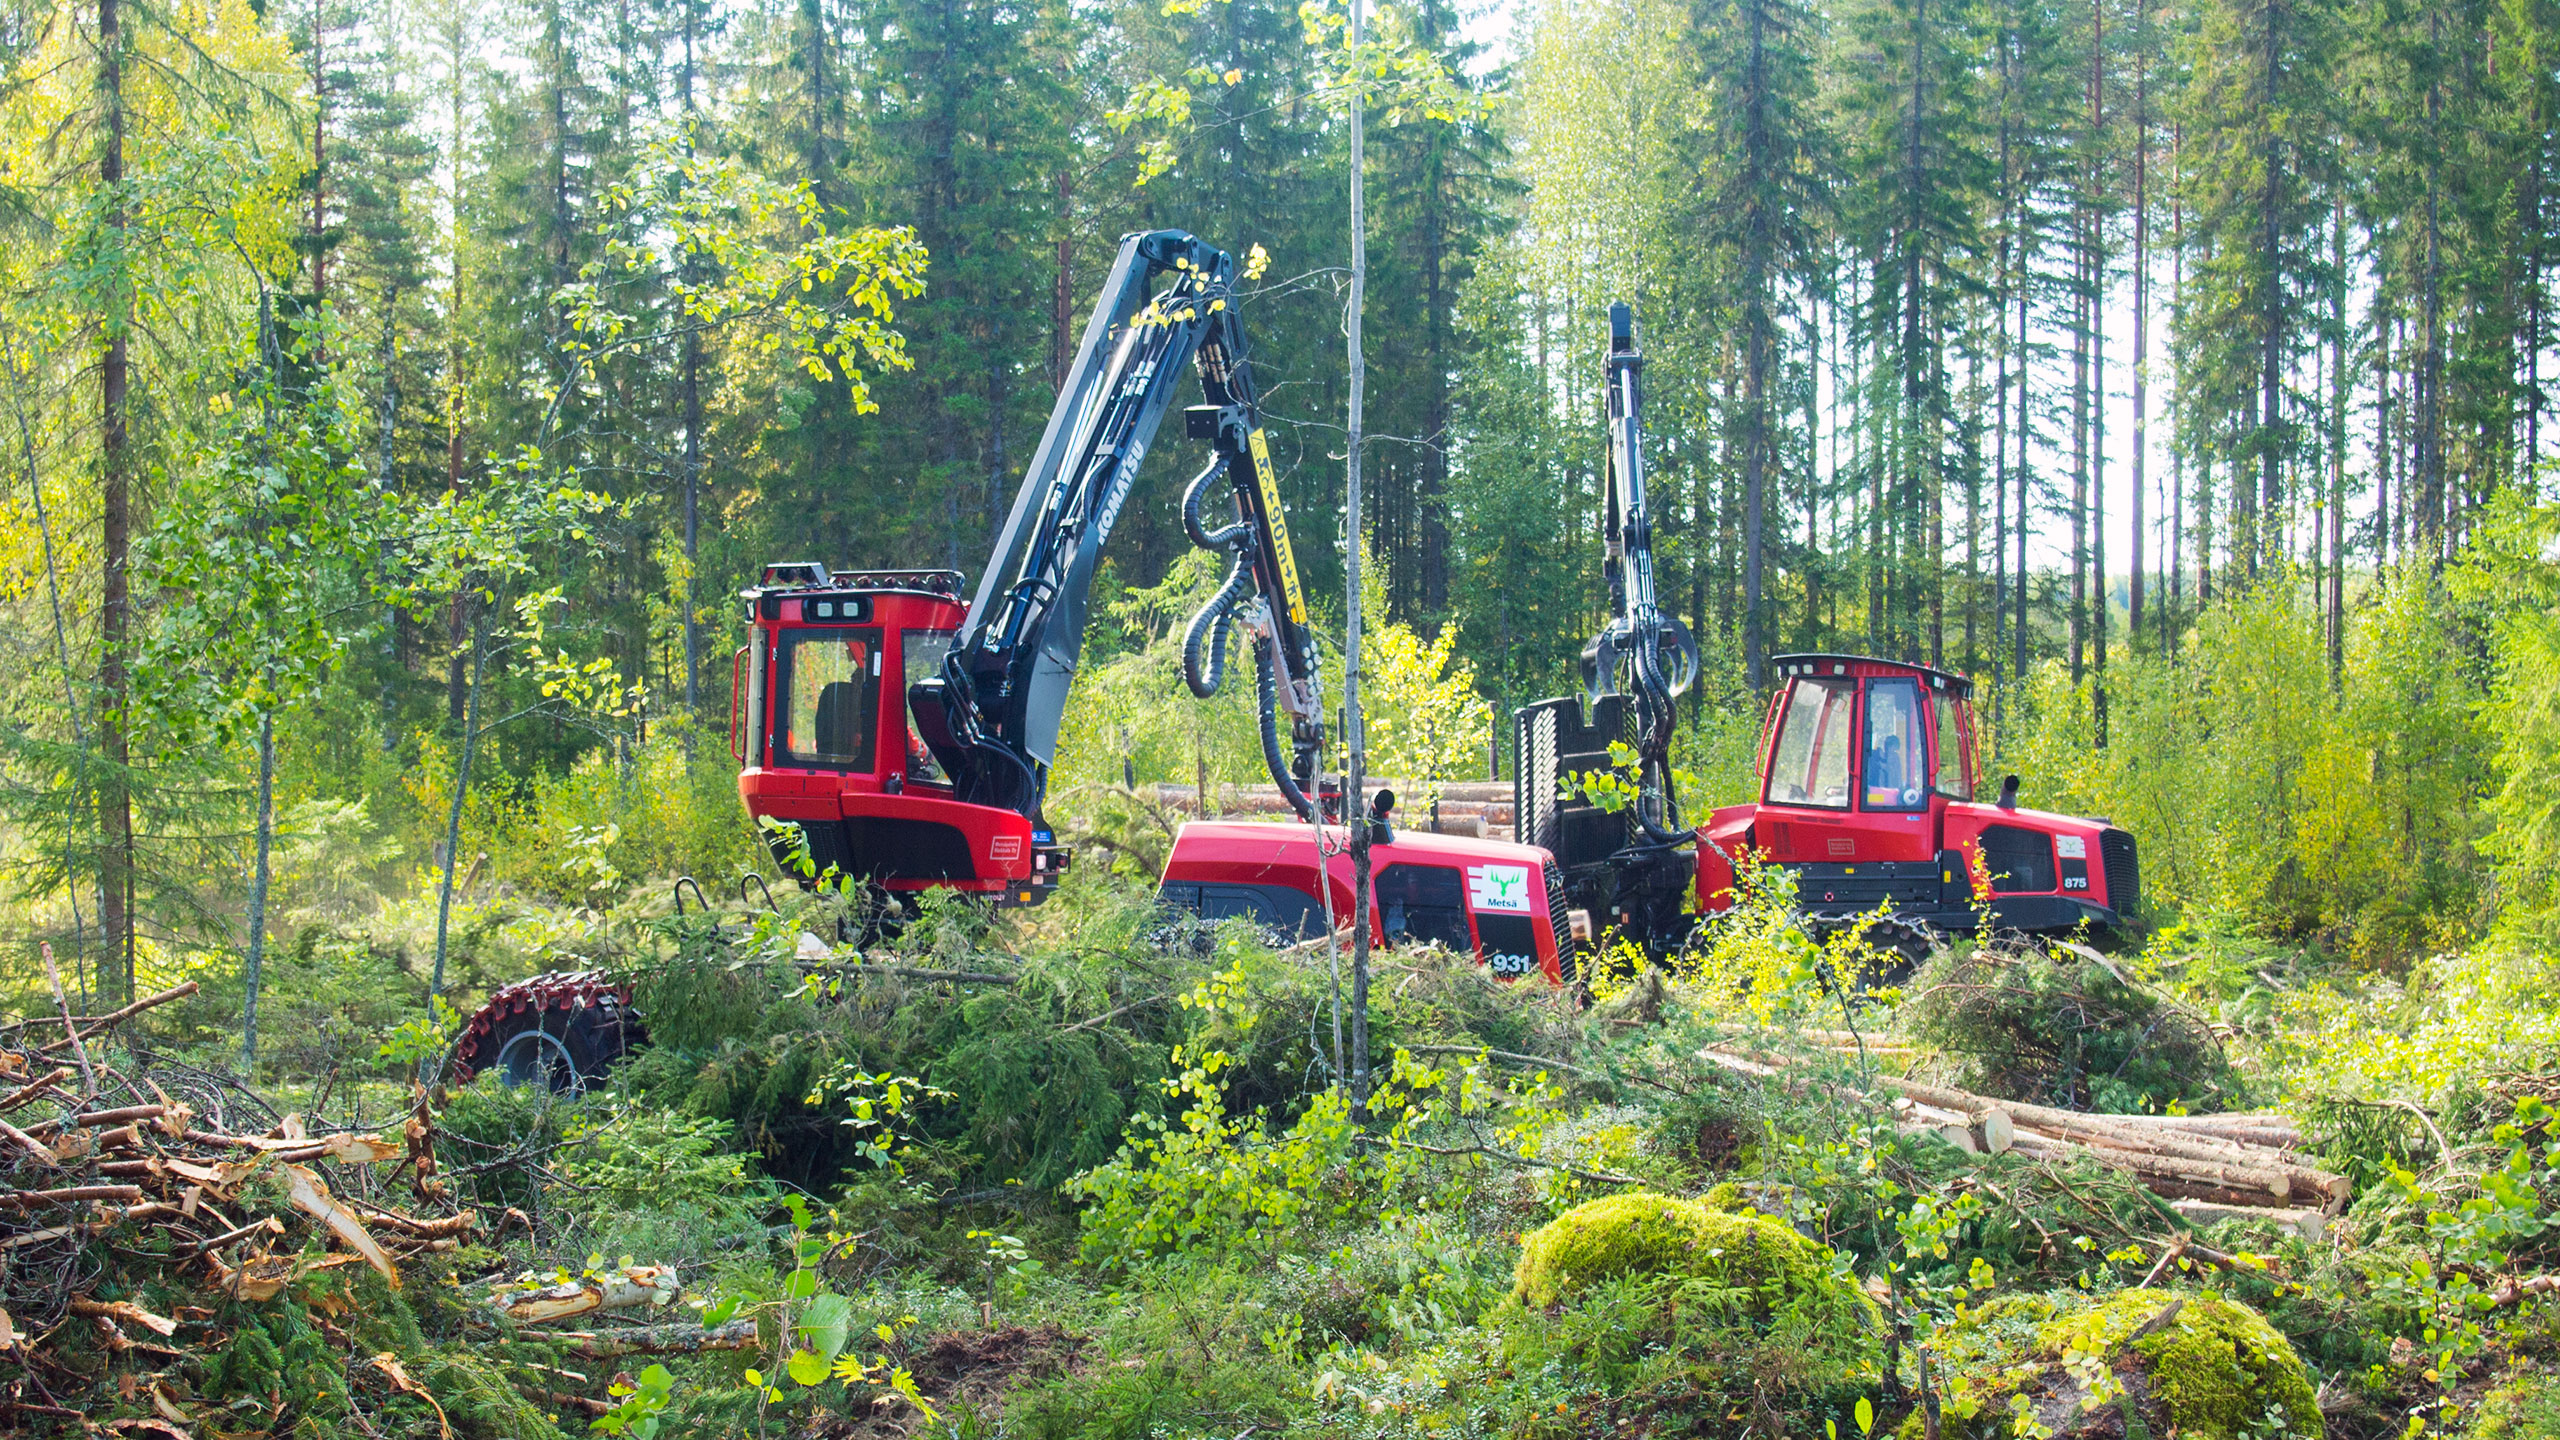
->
[914, 229, 1325, 827]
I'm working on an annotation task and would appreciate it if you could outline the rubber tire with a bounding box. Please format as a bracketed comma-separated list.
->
[471, 1001, 630, 1094]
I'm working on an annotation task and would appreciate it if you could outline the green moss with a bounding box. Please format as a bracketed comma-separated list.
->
[1699, 1181, 1745, 1211]
[1910, 1288, 2322, 1440]
[1510, 1191, 1877, 1332]
[2467, 1368, 2560, 1438]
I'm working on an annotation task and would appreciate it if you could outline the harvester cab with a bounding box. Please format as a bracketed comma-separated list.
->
[731, 564, 1063, 907]
[730, 228, 1328, 907]
[1692, 655, 2139, 938]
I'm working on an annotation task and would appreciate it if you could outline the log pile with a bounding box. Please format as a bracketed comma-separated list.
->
[1699, 1043, 2347, 1236]
[1881, 1076, 2345, 1234]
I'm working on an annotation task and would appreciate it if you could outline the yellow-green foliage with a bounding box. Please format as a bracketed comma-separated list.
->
[2465, 1367, 2560, 1438]
[2000, 575, 2485, 955]
[1510, 1191, 1874, 1330]
[1919, 1287, 2321, 1440]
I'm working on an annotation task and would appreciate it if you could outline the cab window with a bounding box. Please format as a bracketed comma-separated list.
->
[1376, 864, 1471, 952]
[1766, 678, 1854, 808]
[1931, 692, 1974, 800]
[902, 629, 955, 783]
[776, 629, 880, 771]
[1863, 678, 1927, 811]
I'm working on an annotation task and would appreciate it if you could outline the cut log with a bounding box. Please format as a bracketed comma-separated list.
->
[556, 1318, 758, 1358]
[1972, 1107, 2017, 1156]
[1878, 1076, 2351, 1208]
[491, 1265, 682, 1324]
[2168, 1199, 2328, 1240]
[2007, 1132, 2294, 1198]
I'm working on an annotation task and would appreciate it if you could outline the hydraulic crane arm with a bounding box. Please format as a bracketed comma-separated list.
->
[1579, 303, 1698, 840]
[910, 229, 1326, 824]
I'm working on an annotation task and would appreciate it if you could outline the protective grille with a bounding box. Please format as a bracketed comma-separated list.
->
[1514, 705, 1562, 853]
[2100, 829, 2140, 917]
[1977, 824, 2057, 892]
[1544, 859, 1574, 979]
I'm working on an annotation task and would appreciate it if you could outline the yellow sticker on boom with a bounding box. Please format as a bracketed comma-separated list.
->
[1248, 428, 1310, 627]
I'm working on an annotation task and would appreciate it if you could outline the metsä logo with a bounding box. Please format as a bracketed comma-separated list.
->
[1467, 864, 1533, 913]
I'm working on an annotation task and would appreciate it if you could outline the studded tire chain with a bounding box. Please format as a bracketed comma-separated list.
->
[448, 971, 641, 1084]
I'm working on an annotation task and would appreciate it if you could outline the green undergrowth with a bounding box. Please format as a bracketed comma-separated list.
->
[17, 859, 2560, 1439]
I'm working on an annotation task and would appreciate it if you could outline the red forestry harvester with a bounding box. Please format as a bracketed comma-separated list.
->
[1513, 303, 2140, 963]
[453, 230, 1570, 1091]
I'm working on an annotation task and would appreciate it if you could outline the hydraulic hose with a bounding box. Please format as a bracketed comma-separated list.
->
[1182, 456, 1250, 550]
[1182, 551, 1254, 699]
[1256, 635, 1317, 822]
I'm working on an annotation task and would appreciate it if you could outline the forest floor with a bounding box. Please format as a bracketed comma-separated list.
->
[3, 862, 2558, 1440]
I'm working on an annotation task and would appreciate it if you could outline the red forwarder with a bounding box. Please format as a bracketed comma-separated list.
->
[1691, 654, 2138, 936]
[1514, 302, 2138, 962]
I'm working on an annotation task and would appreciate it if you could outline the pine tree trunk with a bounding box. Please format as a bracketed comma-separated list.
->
[2329, 193, 2346, 686]
[681, 0, 703, 726]
[2258, 0, 2284, 577]
[2418, 22, 2445, 562]
[1346, 0, 1372, 1106]
[2167, 129, 2183, 653]
[444, 0, 469, 727]
[2070, 214, 2089, 685]
[98, 0, 134, 1007]
[1742, 0, 1769, 687]
[2014, 243, 2030, 684]
[2130, 0, 2147, 646]
[2090, 0, 2108, 740]
[242, 709, 275, 1067]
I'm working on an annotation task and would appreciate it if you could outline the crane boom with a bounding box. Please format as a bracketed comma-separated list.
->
[1513, 302, 1699, 941]
[734, 229, 1323, 908]
[913, 228, 1324, 824]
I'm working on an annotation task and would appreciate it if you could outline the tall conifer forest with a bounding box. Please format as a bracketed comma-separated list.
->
[12, 0, 2560, 1432]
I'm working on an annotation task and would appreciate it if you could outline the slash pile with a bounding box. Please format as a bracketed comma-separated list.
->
[0, 978, 496, 1430]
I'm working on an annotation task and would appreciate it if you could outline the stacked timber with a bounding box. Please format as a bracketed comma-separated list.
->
[1879, 1076, 2344, 1236]
[1151, 780, 1519, 839]
[1698, 1043, 2345, 1236]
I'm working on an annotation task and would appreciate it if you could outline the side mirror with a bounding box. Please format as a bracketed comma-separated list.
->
[1997, 774, 2021, 811]
[1370, 788, 1395, 846]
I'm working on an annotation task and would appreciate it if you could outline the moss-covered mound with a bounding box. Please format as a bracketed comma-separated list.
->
[1914, 1287, 2322, 1440]
[1510, 1191, 1875, 1331]
[1500, 1192, 1886, 1438]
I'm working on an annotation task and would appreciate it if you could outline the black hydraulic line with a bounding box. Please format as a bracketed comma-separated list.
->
[1183, 552, 1254, 699]
[1182, 454, 1251, 549]
[1255, 636, 1316, 822]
